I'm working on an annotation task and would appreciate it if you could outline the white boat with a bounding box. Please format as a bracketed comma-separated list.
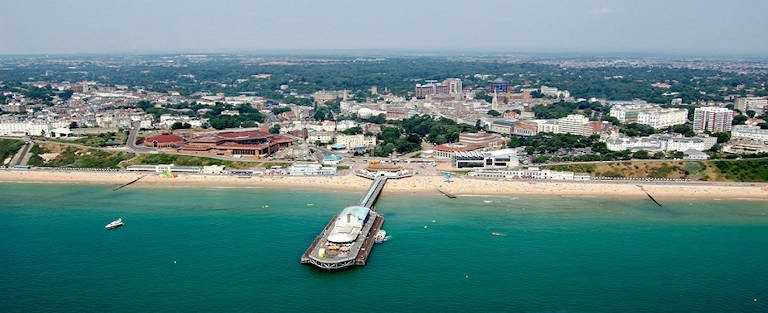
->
[105, 218, 124, 230]
[374, 230, 390, 243]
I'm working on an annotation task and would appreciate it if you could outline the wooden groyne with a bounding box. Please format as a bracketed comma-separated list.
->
[636, 185, 662, 207]
[437, 187, 456, 199]
[113, 175, 147, 191]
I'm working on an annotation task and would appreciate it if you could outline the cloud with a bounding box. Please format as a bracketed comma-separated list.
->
[589, 7, 614, 15]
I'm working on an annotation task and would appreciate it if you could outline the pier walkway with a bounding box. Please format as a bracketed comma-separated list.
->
[359, 176, 387, 208]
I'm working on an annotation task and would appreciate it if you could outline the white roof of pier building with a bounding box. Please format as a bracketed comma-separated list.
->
[327, 206, 370, 243]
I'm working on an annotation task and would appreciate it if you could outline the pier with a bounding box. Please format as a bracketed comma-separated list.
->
[360, 176, 387, 208]
[301, 170, 409, 270]
[300, 176, 388, 270]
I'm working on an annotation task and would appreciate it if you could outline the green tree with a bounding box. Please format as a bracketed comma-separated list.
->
[364, 114, 386, 124]
[271, 107, 291, 115]
[379, 127, 401, 142]
[732, 115, 748, 125]
[474, 91, 493, 102]
[171, 122, 191, 130]
[269, 124, 281, 134]
[669, 151, 686, 159]
[313, 105, 334, 121]
[620, 123, 656, 137]
[341, 126, 363, 135]
[632, 150, 650, 159]
[669, 124, 695, 137]
[209, 115, 257, 130]
[714, 132, 731, 144]
[373, 143, 395, 157]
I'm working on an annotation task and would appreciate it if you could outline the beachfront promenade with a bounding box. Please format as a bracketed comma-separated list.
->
[1, 168, 766, 201]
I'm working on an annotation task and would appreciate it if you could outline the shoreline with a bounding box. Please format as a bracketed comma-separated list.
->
[1, 170, 767, 201]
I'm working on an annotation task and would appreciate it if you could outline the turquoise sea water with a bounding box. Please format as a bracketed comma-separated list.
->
[1, 183, 767, 313]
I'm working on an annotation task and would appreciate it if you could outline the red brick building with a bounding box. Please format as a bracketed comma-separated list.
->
[181, 130, 294, 158]
[143, 134, 185, 148]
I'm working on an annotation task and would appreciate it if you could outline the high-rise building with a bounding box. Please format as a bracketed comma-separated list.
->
[735, 97, 768, 115]
[491, 92, 500, 111]
[445, 78, 462, 98]
[414, 78, 462, 99]
[692, 107, 734, 133]
[489, 80, 510, 93]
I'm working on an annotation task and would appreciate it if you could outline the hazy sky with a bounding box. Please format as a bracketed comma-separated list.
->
[1, 0, 766, 55]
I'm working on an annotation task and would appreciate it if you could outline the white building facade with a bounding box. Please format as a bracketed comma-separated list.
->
[731, 125, 768, 143]
[0, 122, 69, 137]
[692, 107, 734, 133]
[335, 134, 377, 148]
[610, 104, 688, 129]
[605, 134, 717, 152]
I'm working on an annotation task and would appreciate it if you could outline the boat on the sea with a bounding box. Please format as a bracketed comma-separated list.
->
[105, 218, 124, 230]
[374, 229, 390, 243]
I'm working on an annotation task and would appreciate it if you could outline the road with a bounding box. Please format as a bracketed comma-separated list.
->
[126, 124, 156, 153]
[541, 157, 768, 167]
[7, 140, 33, 167]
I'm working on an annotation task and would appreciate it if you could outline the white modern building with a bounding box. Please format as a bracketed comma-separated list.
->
[735, 97, 768, 115]
[469, 167, 590, 181]
[731, 125, 768, 143]
[335, 120, 359, 131]
[557, 114, 592, 136]
[692, 107, 734, 133]
[0, 122, 69, 137]
[605, 134, 717, 152]
[533, 119, 561, 133]
[307, 131, 334, 144]
[445, 78, 463, 98]
[540, 86, 571, 99]
[288, 163, 337, 176]
[610, 104, 688, 129]
[335, 134, 377, 149]
[452, 148, 520, 169]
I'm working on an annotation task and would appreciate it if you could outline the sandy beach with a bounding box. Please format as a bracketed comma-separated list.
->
[1, 169, 767, 201]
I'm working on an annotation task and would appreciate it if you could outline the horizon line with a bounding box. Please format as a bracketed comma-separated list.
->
[1, 48, 767, 60]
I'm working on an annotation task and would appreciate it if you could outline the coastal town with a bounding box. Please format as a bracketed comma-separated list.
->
[5, 0, 768, 311]
[1, 55, 768, 194]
